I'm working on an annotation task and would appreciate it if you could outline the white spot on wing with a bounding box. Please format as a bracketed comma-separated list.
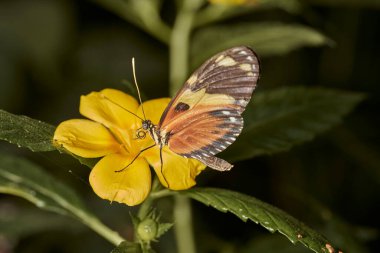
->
[247, 56, 253, 61]
[218, 56, 237, 66]
[239, 64, 252, 71]
[222, 111, 231, 115]
[236, 99, 247, 106]
[229, 117, 237, 122]
[239, 51, 248, 55]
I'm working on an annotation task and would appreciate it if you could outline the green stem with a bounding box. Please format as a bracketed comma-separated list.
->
[169, 1, 203, 252]
[150, 189, 173, 199]
[174, 195, 196, 253]
[137, 178, 173, 219]
[169, 0, 203, 96]
[71, 208, 124, 246]
[137, 196, 153, 220]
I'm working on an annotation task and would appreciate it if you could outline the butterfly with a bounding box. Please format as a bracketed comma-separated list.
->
[132, 46, 260, 172]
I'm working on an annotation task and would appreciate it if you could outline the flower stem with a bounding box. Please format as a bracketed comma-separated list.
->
[174, 195, 196, 253]
[169, 0, 203, 96]
[137, 196, 153, 220]
[71, 208, 124, 246]
[169, 1, 203, 253]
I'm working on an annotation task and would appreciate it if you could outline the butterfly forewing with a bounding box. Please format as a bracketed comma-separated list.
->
[158, 46, 260, 171]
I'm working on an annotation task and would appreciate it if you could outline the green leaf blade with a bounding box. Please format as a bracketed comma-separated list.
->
[183, 187, 340, 253]
[223, 87, 365, 161]
[0, 152, 86, 213]
[0, 109, 56, 152]
[0, 152, 125, 245]
[191, 22, 332, 68]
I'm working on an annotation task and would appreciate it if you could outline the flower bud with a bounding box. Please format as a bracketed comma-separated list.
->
[137, 218, 158, 241]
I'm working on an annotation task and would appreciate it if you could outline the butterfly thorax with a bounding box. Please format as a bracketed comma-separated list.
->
[141, 119, 167, 146]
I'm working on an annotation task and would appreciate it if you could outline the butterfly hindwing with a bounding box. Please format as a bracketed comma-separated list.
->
[158, 46, 260, 171]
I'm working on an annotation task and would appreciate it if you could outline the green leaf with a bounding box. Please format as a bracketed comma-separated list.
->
[91, 0, 170, 44]
[191, 22, 332, 68]
[0, 206, 83, 239]
[0, 152, 124, 245]
[183, 187, 340, 253]
[157, 222, 174, 239]
[240, 234, 310, 253]
[222, 87, 365, 161]
[304, 0, 380, 8]
[0, 152, 88, 214]
[194, 0, 301, 28]
[111, 241, 142, 253]
[0, 109, 98, 168]
[0, 109, 56, 152]
[69, 152, 99, 168]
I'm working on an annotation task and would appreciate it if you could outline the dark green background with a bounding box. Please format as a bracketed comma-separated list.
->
[0, 0, 379, 252]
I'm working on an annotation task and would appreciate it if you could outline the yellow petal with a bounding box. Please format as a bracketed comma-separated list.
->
[136, 98, 171, 125]
[53, 119, 120, 158]
[89, 154, 151, 206]
[80, 89, 140, 130]
[144, 146, 206, 190]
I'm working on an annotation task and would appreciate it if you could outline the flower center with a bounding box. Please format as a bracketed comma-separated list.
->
[108, 124, 154, 157]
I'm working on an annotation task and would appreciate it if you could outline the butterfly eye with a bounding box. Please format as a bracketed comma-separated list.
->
[142, 121, 148, 130]
[142, 120, 152, 130]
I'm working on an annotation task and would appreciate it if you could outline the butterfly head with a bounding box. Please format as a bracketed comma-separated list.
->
[142, 119, 152, 130]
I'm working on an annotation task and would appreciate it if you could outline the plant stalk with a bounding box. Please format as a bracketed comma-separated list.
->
[169, 0, 203, 96]
[174, 195, 196, 253]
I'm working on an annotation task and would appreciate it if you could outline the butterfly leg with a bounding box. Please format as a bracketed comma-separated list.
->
[159, 144, 170, 188]
[115, 144, 156, 172]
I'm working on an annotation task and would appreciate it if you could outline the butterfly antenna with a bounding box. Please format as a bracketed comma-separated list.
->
[101, 95, 143, 120]
[132, 58, 147, 120]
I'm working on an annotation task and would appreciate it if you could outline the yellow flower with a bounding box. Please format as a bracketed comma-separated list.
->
[53, 89, 206, 206]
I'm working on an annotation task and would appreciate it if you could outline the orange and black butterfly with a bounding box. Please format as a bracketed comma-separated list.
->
[133, 46, 260, 172]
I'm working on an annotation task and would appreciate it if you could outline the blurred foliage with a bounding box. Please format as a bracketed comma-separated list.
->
[0, 0, 379, 252]
[184, 188, 336, 252]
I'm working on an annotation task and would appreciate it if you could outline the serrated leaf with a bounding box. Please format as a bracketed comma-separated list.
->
[0, 109, 56, 152]
[183, 187, 340, 253]
[157, 223, 173, 239]
[222, 87, 364, 161]
[191, 22, 332, 68]
[111, 241, 142, 253]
